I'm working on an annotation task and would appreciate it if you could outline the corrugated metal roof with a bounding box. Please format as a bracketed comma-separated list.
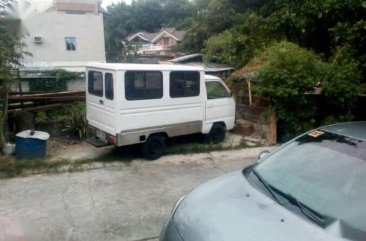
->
[169, 54, 203, 63]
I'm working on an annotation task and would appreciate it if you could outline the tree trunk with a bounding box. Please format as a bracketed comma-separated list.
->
[0, 82, 8, 151]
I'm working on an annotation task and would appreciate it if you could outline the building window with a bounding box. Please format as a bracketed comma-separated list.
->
[125, 71, 163, 100]
[206, 81, 231, 99]
[170, 71, 200, 98]
[105, 73, 114, 100]
[163, 37, 170, 46]
[65, 37, 76, 51]
[88, 71, 103, 97]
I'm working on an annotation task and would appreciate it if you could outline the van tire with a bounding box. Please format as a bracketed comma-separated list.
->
[142, 135, 166, 160]
[207, 124, 226, 144]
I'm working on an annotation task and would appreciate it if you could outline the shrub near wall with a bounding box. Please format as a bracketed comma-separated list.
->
[251, 42, 361, 141]
[23, 69, 84, 92]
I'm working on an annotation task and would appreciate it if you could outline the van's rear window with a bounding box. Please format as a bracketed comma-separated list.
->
[88, 71, 103, 97]
[125, 71, 163, 100]
[170, 71, 200, 98]
[105, 73, 114, 100]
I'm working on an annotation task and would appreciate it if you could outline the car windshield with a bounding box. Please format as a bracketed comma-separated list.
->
[254, 130, 366, 234]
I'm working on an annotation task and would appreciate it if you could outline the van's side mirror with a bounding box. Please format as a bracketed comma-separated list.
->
[257, 150, 270, 162]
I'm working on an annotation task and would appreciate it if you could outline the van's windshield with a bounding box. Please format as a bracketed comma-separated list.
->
[205, 81, 231, 99]
[253, 131, 366, 238]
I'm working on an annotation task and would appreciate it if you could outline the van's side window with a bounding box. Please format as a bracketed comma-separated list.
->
[125, 71, 163, 100]
[170, 71, 200, 98]
[105, 73, 114, 100]
[206, 81, 231, 99]
[88, 71, 103, 97]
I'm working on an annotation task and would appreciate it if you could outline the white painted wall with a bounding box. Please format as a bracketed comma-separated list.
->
[23, 11, 106, 70]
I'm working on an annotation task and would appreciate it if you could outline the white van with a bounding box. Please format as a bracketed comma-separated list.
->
[85, 63, 235, 160]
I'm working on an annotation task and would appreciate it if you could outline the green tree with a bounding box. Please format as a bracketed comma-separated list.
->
[0, 0, 25, 149]
[182, 0, 365, 74]
[204, 12, 277, 67]
[260, 0, 366, 66]
[178, 0, 238, 53]
[131, 0, 165, 32]
[104, 2, 137, 62]
[324, 46, 362, 111]
[161, 0, 194, 28]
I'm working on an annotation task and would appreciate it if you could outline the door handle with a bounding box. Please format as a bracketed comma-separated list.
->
[99, 99, 104, 105]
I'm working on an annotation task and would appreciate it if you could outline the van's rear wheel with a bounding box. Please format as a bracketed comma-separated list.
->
[206, 124, 226, 144]
[142, 135, 166, 160]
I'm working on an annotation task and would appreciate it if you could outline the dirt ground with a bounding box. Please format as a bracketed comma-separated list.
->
[47, 132, 255, 162]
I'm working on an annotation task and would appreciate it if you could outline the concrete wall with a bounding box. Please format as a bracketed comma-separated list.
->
[67, 78, 85, 91]
[23, 11, 106, 67]
[229, 79, 277, 144]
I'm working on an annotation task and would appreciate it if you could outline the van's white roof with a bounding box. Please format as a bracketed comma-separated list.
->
[204, 74, 221, 80]
[86, 63, 205, 71]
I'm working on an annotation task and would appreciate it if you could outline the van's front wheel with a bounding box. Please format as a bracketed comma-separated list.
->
[206, 124, 226, 144]
[142, 135, 166, 160]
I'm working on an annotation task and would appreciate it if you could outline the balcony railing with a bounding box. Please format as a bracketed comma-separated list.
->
[135, 44, 172, 54]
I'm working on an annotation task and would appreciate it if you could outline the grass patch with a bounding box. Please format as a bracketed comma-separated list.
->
[0, 156, 70, 178]
[75, 146, 136, 165]
[0, 134, 250, 178]
[167, 142, 225, 155]
[165, 134, 248, 155]
[0, 149, 136, 178]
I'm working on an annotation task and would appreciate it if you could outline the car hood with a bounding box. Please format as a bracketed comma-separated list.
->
[172, 170, 347, 241]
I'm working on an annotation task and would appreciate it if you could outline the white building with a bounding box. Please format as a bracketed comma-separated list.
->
[22, 0, 106, 72]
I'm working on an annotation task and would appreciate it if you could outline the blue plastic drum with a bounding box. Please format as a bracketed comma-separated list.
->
[15, 130, 50, 160]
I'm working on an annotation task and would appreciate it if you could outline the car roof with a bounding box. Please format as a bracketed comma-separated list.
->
[320, 121, 366, 141]
[86, 63, 204, 71]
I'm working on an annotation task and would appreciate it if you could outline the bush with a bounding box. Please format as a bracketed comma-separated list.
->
[324, 46, 362, 109]
[64, 103, 88, 140]
[251, 41, 361, 140]
[35, 109, 69, 124]
[34, 104, 87, 140]
[24, 69, 84, 91]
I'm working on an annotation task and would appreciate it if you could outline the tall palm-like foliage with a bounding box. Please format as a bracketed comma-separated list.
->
[0, 0, 28, 149]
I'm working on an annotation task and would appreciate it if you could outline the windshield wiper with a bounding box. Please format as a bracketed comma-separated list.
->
[252, 169, 282, 205]
[277, 191, 329, 227]
[252, 169, 329, 227]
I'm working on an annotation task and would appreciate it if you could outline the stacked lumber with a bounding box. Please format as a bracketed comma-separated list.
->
[8, 91, 85, 112]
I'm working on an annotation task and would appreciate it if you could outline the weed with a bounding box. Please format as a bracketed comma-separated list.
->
[0, 156, 69, 177]
[63, 103, 88, 140]
[0, 146, 136, 178]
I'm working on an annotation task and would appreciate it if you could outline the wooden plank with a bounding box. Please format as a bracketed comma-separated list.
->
[9, 91, 85, 97]
[9, 96, 85, 102]
[7, 103, 72, 113]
